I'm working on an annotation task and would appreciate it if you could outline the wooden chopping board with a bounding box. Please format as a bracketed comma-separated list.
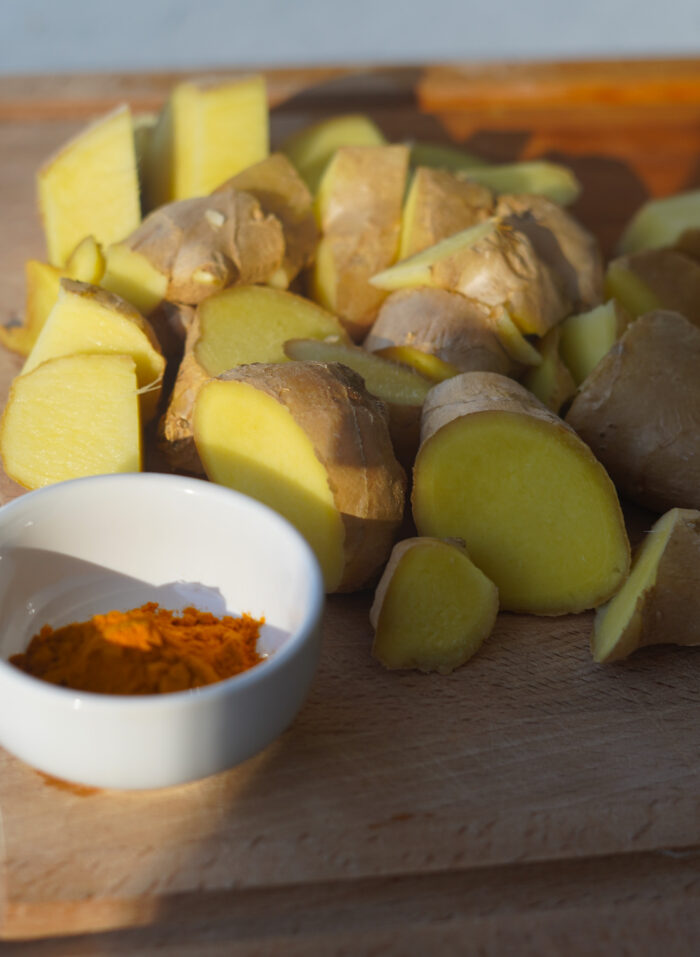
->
[2, 61, 700, 955]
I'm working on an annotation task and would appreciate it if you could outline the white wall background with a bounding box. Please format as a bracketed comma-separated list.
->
[1, 0, 699, 74]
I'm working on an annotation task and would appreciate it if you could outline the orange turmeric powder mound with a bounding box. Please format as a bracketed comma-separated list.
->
[10, 602, 264, 695]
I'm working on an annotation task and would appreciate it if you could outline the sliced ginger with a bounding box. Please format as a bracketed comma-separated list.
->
[370, 537, 499, 673]
[0, 354, 141, 489]
[459, 161, 581, 206]
[101, 183, 284, 311]
[144, 75, 269, 208]
[282, 336, 433, 463]
[412, 372, 630, 615]
[593, 508, 700, 662]
[193, 361, 406, 593]
[618, 189, 700, 254]
[399, 167, 493, 259]
[160, 284, 348, 473]
[23, 279, 165, 422]
[310, 144, 409, 339]
[558, 299, 630, 385]
[521, 326, 576, 413]
[38, 105, 141, 267]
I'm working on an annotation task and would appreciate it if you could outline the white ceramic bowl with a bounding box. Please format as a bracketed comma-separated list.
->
[0, 473, 324, 790]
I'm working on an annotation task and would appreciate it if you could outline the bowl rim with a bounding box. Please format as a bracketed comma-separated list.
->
[0, 472, 325, 710]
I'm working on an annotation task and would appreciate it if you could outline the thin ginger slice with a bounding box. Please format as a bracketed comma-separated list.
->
[193, 362, 406, 593]
[370, 537, 499, 673]
[38, 105, 140, 267]
[521, 326, 576, 413]
[458, 161, 581, 206]
[398, 167, 493, 259]
[22, 279, 165, 423]
[144, 75, 269, 208]
[618, 189, 700, 254]
[282, 336, 433, 465]
[593, 508, 700, 662]
[558, 299, 630, 386]
[0, 354, 141, 490]
[412, 372, 630, 615]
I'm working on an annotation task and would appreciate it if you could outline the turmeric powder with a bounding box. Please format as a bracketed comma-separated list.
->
[10, 602, 264, 695]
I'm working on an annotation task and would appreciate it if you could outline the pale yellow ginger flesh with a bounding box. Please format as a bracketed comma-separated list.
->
[66, 235, 105, 285]
[0, 260, 62, 356]
[593, 508, 700, 663]
[605, 249, 700, 326]
[195, 378, 347, 591]
[558, 300, 630, 386]
[373, 345, 460, 383]
[458, 161, 581, 206]
[100, 241, 169, 316]
[195, 285, 348, 375]
[0, 354, 141, 489]
[370, 537, 499, 673]
[160, 285, 347, 474]
[618, 189, 700, 254]
[282, 338, 432, 408]
[38, 105, 141, 267]
[22, 279, 164, 423]
[144, 75, 269, 208]
[282, 114, 387, 192]
[370, 219, 497, 291]
[310, 144, 409, 340]
[412, 372, 630, 615]
[1, 238, 107, 358]
[193, 362, 406, 593]
[521, 326, 576, 413]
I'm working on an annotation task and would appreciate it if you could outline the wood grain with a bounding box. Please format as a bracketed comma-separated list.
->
[1, 61, 700, 952]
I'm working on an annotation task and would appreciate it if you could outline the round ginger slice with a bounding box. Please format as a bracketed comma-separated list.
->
[412, 372, 630, 615]
[370, 537, 499, 673]
[193, 361, 406, 593]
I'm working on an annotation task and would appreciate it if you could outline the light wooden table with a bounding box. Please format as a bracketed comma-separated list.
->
[2, 60, 700, 955]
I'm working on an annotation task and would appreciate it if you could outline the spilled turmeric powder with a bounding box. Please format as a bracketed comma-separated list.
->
[10, 602, 264, 695]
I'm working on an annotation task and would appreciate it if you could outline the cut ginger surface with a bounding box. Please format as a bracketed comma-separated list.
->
[370, 537, 499, 673]
[412, 372, 630, 615]
[193, 362, 405, 593]
[0, 354, 141, 489]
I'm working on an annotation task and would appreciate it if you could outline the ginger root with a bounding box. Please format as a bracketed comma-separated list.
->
[101, 183, 284, 310]
[593, 508, 700, 662]
[193, 361, 406, 593]
[370, 537, 499, 673]
[412, 372, 630, 615]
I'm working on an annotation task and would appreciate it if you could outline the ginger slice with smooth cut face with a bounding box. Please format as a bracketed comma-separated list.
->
[0, 354, 141, 490]
[593, 508, 700, 662]
[412, 372, 630, 615]
[370, 537, 499, 673]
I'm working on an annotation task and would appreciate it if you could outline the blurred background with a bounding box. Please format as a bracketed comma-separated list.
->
[1, 0, 699, 74]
